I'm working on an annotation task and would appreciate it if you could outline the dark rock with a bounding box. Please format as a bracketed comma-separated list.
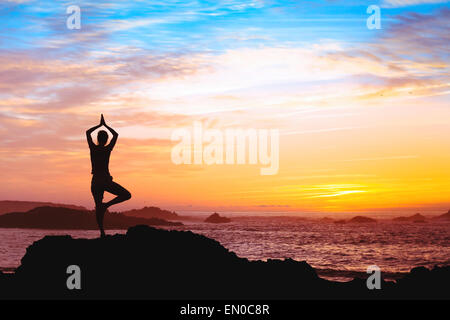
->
[0, 200, 87, 215]
[393, 213, 426, 222]
[395, 265, 450, 298]
[348, 216, 377, 223]
[121, 206, 180, 220]
[204, 212, 231, 223]
[0, 225, 326, 299]
[433, 210, 450, 220]
[0, 225, 448, 299]
[0, 206, 182, 229]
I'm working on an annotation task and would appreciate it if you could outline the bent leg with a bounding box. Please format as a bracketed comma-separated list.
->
[91, 181, 106, 237]
[104, 181, 131, 209]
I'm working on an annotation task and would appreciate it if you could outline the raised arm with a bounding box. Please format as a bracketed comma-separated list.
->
[86, 120, 102, 148]
[101, 114, 118, 149]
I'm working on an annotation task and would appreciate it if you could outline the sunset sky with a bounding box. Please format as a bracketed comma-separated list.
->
[0, 0, 449, 213]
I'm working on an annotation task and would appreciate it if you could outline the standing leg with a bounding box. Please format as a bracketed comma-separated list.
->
[104, 180, 132, 209]
[91, 180, 106, 237]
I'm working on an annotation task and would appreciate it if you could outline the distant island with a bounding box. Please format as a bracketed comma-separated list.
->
[204, 213, 231, 223]
[0, 225, 448, 299]
[433, 210, 450, 220]
[122, 206, 180, 220]
[0, 206, 182, 229]
[328, 210, 450, 224]
[333, 216, 377, 224]
[393, 213, 426, 222]
[0, 200, 87, 215]
[390, 210, 449, 222]
[348, 216, 377, 223]
[1, 199, 449, 225]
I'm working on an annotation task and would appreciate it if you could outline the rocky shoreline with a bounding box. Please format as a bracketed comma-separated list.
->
[0, 206, 182, 229]
[0, 225, 448, 299]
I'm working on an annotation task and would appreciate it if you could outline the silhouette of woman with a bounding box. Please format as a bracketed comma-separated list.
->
[86, 114, 131, 237]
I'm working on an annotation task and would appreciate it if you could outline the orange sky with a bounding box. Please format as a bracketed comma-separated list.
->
[0, 3, 449, 213]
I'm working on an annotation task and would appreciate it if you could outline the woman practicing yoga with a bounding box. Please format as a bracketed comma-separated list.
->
[86, 114, 131, 237]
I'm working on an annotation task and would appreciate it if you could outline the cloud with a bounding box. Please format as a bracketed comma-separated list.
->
[1, 1, 449, 209]
[0, 46, 210, 114]
[330, 7, 449, 68]
[378, 8, 450, 62]
[382, 0, 449, 8]
[338, 155, 419, 162]
[2, 8, 448, 138]
[4, 0, 34, 3]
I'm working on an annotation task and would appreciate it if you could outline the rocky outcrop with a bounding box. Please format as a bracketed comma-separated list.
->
[348, 216, 377, 223]
[0, 206, 182, 229]
[433, 210, 450, 220]
[333, 216, 376, 224]
[0, 200, 87, 215]
[204, 213, 231, 223]
[0, 225, 448, 299]
[393, 213, 426, 222]
[122, 206, 180, 220]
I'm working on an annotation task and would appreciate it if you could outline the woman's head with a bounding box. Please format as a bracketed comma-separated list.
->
[97, 130, 108, 146]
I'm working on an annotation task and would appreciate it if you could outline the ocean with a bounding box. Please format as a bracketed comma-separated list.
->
[0, 218, 449, 281]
